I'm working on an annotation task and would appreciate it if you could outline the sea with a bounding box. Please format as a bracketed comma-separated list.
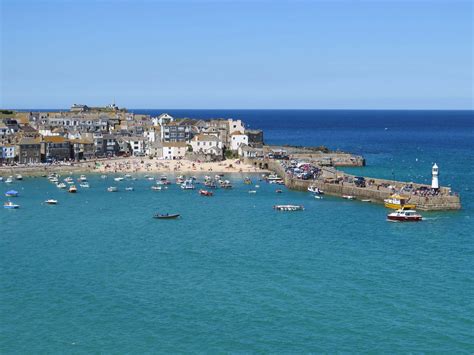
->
[1, 110, 473, 352]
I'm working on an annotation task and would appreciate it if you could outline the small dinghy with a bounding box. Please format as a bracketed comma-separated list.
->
[125, 187, 134, 191]
[107, 186, 118, 192]
[45, 199, 58, 205]
[199, 189, 213, 196]
[4, 201, 19, 209]
[153, 213, 180, 219]
[248, 190, 257, 194]
[151, 186, 162, 191]
[5, 190, 18, 197]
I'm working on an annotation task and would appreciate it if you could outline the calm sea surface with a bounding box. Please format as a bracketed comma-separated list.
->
[2, 110, 473, 352]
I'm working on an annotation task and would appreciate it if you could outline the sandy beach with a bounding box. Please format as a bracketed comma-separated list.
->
[0, 157, 268, 177]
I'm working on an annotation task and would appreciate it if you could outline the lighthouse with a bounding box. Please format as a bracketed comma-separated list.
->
[431, 163, 439, 189]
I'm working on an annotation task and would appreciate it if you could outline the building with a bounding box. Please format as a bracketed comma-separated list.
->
[161, 119, 194, 142]
[41, 136, 71, 161]
[190, 134, 223, 158]
[162, 142, 187, 160]
[245, 129, 264, 148]
[125, 137, 146, 156]
[238, 144, 263, 159]
[70, 104, 89, 112]
[152, 113, 174, 126]
[70, 138, 95, 160]
[17, 137, 41, 164]
[1, 145, 16, 164]
[229, 131, 248, 151]
[148, 141, 163, 158]
[103, 134, 119, 156]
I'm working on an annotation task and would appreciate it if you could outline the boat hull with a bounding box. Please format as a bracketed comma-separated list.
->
[387, 215, 422, 222]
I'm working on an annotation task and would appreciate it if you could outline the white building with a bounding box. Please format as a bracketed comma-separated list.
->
[228, 119, 245, 135]
[2, 145, 16, 161]
[230, 131, 248, 151]
[126, 137, 146, 156]
[162, 142, 187, 160]
[152, 113, 174, 126]
[190, 134, 223, 155]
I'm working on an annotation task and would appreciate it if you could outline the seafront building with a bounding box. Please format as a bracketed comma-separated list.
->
[0, 105, 263, 164]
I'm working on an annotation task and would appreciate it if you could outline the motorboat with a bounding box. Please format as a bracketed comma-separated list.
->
[181, 179, 195, 190]
[49, 177, 59, 183]
[146, 177, 155, 181]
[57, 182, 67, 189]
[79, 175, 87, 182]
[342, 195, 355, 200]
[101, 175, 107, 179]
[64, 177, 74, 183]
[248, 190, 257, 194]
[5, 190, 18, 197]
[384, 194, 416, 210]
[361, 199, 372, 203]
[273, 205, 304, 211]
[151, 186, 162, 191]
[199, 189, 213, 196]
[114, 177, 124, 182]
[244, 177, 252, 185]
[176, 176, 185, 184]
[68, 185, 77, 193]
[266, 174, 281, 181]
[125, 187, 134, 191]
[4, 201, 19, 209]
[153, 213, 180, 219]
[124, 174, 132, 179]
[255, 185, 260, 188]
[5, 176, 13, 184]
[308, 186, 324, 195]
[220, 180, 232, 189]
[204, 180, 217, 189]
[107, 186, 118, 192]
[276, 189, 283, 193]
[314, 195, 323, 199]
[387, 209, 422, 222]
[45, 199, 58, 205]
[15, 174, 23, 180]
[80, 182, 90, 188]
[0, 177, 3, 182]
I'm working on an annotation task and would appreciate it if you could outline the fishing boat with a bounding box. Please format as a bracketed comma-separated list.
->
[342, 195, 355, 200]
[107, 186, 118, 192]
[68, 185, 77, 193]
[79, 175, 87, 182]
[4, 201, 19, 209]
[125, 187, 134, 191]
[387, 209, 422, 222]
[308, 186, 324, 195]
[15, 174, 23, 180]
[153, 213, 180, 219]
[199, 189, 213, 196]
[5, 190, 18, 197]
[273, 205, 304, 211]
[57, 182, 67, 189]
[384, 194, 416, 210]
[44, 199, 58, 205]
[181, 179, 195, 190]
[114, 177, 124, 182]
[80, 182, 90, 188]
[151, 186, 162, 191]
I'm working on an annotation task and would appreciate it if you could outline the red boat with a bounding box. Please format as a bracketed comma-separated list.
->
[199, 189, 213, 197]
[387, 209, 422, 222]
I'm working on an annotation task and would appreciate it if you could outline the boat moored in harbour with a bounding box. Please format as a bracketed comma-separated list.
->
[107, 186, 118, 192]
[199, 189, 213, 196]
[4, 201, 20, 209]
[273, 204, 304, 211]
[153, 213, 180, 219]
[45, 199, 58, 205]
[387, 209, 422, 222]
[5, 190, 18, 197]
[68, 185, 78, 193]
[384, 194, 416, 210]
[308, 186, 324, 195]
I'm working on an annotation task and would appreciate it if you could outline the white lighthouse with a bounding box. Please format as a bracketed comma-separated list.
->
[431, 163, 439, 189]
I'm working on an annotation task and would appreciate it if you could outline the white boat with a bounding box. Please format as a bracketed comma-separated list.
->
[314, 195, 323, 199]
[15, 174, 23, 180]
[114, 177, 124, 182]
[125, 187, 134, 191]
[49, 177, 59, 183]
[68, 185, 77, 193]
[0, 177, 3, 182]
[273, 205, 304, 211]
[361, 199, 372, 203]
[248, 190, 257, 194]
[5, 177, 13, 184]
[79, 175, 87, 182]
[308, 186, 324, 195]
[107, 186, 118, 192]
[220, 180, 232, 189]
[80, 182, 90, 188]
[4, 201, 20, 209]
[57, 182, 67, 189]
[181, 179, 195, 190]
[266, 174, 281, 181]
[45, 199, 58, 205]
[124, 174, 132, 179]
[151, 186, 162, 191]
[64, 177, 73, 183]
[387, 209, 423, 222]
[342, 195, 355, 200]
[255, 185, 260, 188]
[101, 175, 107, 179]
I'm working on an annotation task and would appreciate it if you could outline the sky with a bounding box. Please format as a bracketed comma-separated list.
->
[0, 0, 472, 109]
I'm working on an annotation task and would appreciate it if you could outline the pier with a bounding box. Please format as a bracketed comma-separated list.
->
[259, 158, 461, 211]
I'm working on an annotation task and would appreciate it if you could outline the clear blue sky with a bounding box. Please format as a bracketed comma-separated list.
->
[1, 0, 472, 109]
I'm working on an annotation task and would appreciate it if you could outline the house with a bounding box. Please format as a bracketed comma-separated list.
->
[103, 134, 119, 156]
[152, 113, 174, 126]
[41, 136, 71, 161]
[70, 138, 95, 160]
[238, 144, 263, 158]
[190, 134, 223, 157]
[162, 142, 187, 160]
[148, 141, 163, 158]
[161, 119, 194, 142]
[230, 131, 248, 151]
[17, 137, 41, 164]
[1, 145, 16, 164]
[125, 136, 146, 156]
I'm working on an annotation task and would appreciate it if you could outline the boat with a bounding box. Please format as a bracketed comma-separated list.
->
[114, 177, 124, 182]
[361, 199, 372, 203]
[125, 187, 134, 191]
[15, 174, 23, 180]
[273, 205, 304, 211]
[5, 177, 13, 184]
[266, 174, 281, 181]
[276, 189, 283, 193]
[4, 201, 19, 209]
[64, 177, 73, 183]
[146, 177, 155, 181]
[151, 186, 162, 191]
[0, 177, 3, 182]
[101, 175, 107, 179]
[308, 186, 324, 195]
[387, 209, 423, 222]
[181, 179, 195, 190]
[220, 180, 232, 189]
[153, 213, 180, 219]
[342, 195, 355, 200]
[314, 195, 323, 199]
[248, 190, 257, 194]
[5, 190, 18, 197]
[204, 180, 217, 189]
[107, 186, 118, 192]
[68, 185, 77, 193]
[255, 185, 260, 188]
[45, 199, 58, 205]
[79, 175, 87, 182]
[244, 177, 252, 185]
[124, 174, 132, 179]
[176, 176, 185, 184]
[384, 194, 416, 210]
[49, 177, 59, 183]
[80, 182, 90, 188]
[199, 189, 213, 196]
[57, 182, 67, 189]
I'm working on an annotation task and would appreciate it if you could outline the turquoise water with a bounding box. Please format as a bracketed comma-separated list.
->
[2, 110, 474, 352]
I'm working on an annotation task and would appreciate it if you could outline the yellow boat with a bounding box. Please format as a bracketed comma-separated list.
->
[384, 194, 416, 210]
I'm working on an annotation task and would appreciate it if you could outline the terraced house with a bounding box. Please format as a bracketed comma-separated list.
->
[41, 136, 71, 161]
